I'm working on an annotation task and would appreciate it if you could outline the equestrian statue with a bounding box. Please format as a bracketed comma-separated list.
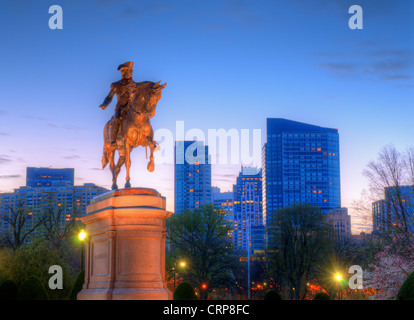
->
[99, 61, 166, 190]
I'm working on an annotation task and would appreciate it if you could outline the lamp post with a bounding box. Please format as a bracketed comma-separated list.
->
[78, 229, 87, 271]
[247, 213, 251, 300]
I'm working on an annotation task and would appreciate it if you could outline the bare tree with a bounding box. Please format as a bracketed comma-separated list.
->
[40, 204, 83, 250]
[361, 144, 414, 236]
[405, 146, 414, 186]
[0, 201, 44, 250]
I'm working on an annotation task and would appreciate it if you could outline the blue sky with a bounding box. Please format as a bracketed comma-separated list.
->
[0, 0, 413, 233]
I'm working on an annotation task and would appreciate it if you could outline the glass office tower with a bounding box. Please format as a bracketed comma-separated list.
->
[262, 118, 341, 227]
[174, 140, 212, 214]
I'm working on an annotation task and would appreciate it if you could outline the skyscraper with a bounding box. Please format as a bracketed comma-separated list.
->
[262, 118, 341, 227]
[174, 141, 212, 213]
[212, 187, 234, 239]
[233, 167, 264, 253]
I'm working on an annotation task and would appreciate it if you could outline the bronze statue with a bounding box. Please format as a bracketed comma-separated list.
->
[100, 62, 166, 190]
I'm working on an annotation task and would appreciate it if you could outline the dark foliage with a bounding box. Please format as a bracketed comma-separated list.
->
[173, 281, 198, 300]
[263, 290, 282, 300]
[0, 280, 19, 300]
[69, 269, 85, 300]
[19, 276, 49, 300]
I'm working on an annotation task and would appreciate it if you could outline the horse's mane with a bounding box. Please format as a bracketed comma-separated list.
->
[133, 81, 154, 97]
[130, 81, 156, 115]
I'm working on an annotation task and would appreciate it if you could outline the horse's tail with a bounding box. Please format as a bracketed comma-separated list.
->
[102, 121, 110, 169]
[102, 145, 109, 169]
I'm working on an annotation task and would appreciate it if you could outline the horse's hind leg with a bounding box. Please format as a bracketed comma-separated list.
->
[115, 155, 125, 186]
[109, 150, 118, 190]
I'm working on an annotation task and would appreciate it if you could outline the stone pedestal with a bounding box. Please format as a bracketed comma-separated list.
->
[77, 188, 173, 300]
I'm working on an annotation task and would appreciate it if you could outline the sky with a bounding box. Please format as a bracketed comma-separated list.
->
[0, 0, 413, 234]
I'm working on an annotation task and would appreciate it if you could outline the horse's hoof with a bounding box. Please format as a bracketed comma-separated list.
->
[147, 162, 154, 172]
[125, 181, 131, 188]
[111, 183, 118, 190]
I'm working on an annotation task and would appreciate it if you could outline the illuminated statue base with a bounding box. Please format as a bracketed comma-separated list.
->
[77, 188, 173, 300]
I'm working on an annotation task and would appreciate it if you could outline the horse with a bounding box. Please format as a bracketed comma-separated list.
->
[101, 80, 167, 190]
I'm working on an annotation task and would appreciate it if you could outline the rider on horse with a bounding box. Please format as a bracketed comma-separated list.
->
[99, 61, 137, 150]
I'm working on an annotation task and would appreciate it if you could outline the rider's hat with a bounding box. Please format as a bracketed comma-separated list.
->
[118, 61, 133, 71]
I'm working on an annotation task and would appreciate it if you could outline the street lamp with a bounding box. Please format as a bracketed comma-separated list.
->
[78, 230, 87, 241]
[78, 229, 87, 271]
[334, 273, 343, 300]
[172, 256, 186, 292]
[201, 283, 208, 300]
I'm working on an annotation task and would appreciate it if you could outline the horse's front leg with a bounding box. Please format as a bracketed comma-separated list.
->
[124, 141, 132, 188]
[147, 143, 155, 172]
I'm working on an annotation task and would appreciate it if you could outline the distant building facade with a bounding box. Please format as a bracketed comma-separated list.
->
[212, 187, 234, 239]
[326, 207, 351, 242]
[233, 167, 264, 254]
[372, 199, 386, 234]
[262, 118, 341, 228]
[174, 141, 212, 214]
[372, 185, 414, 234]
[0, 168, 108, 244]
[26, 167, 74, 188]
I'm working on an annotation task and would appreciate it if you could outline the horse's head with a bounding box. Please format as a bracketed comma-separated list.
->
[131, 81, 167, 119]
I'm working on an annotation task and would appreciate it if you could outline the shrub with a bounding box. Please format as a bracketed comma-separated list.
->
[173, 281, 197, 300]
[19, 276, 48, 300]
[0, 280, 19, 300]
[263, 290, 282, 300]
[313, 292, 330, 300]
[69, 269, 85, 300]
[396, 271, 414, 300]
